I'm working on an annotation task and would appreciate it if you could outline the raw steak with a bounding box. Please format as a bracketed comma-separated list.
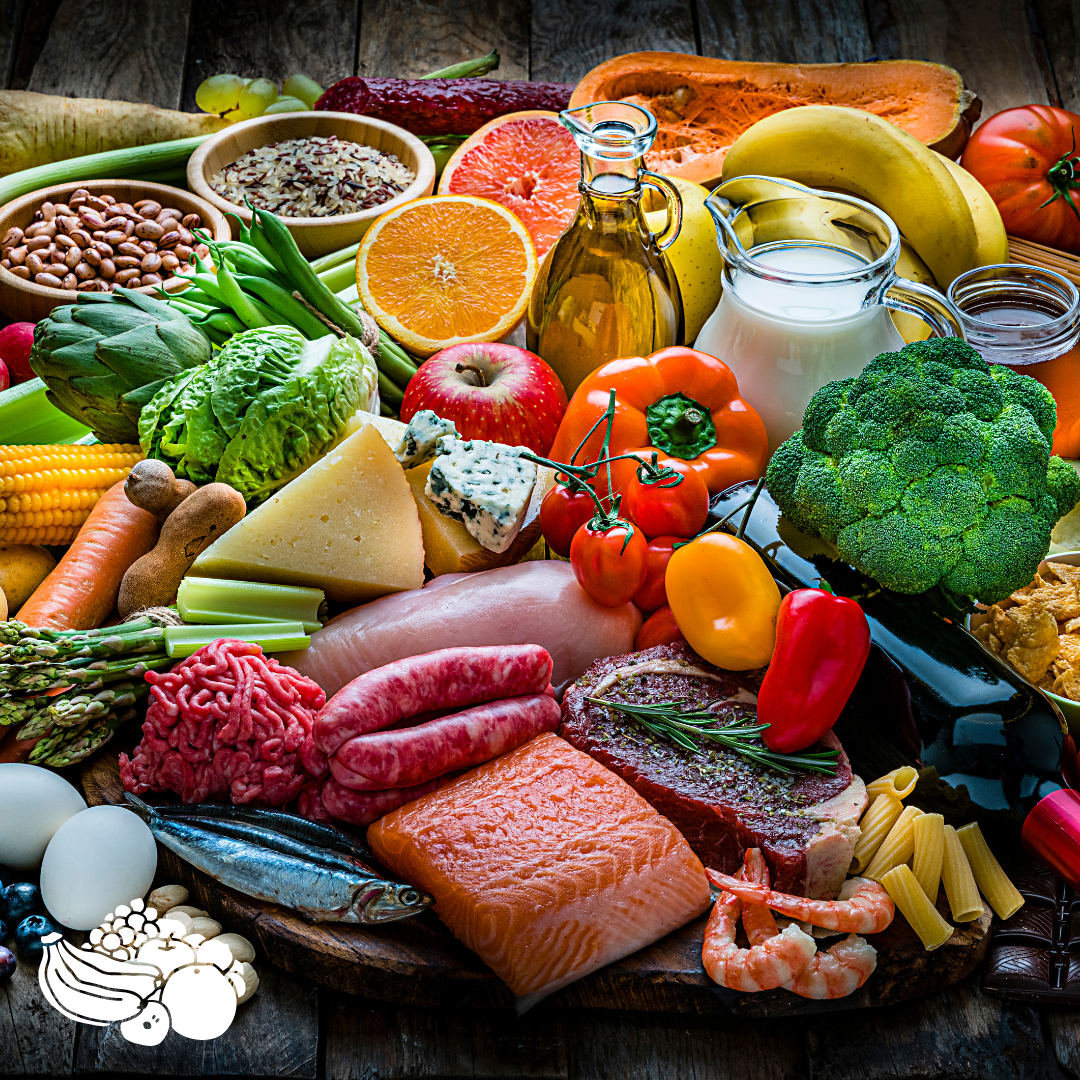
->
[559, 644, 867, 898]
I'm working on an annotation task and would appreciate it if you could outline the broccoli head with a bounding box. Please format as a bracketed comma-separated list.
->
[765, 337, 1080, 601]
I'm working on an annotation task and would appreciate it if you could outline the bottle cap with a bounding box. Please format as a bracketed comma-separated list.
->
[1022, 788, 1080, 891]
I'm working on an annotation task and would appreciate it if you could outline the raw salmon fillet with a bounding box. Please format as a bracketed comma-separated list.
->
[368, 732, 711, 1011]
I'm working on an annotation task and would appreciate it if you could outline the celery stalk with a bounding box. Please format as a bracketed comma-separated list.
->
[316, 260, 356, 294]
[164, 622, 309, 658]
[0, 378, 92, 444]
[311, 242, 359, 275]
[177, 577, 325, 633]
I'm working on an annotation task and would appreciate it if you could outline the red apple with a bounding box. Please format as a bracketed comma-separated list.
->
[401, 343, 568, 455]
[0, 322, 36, 385]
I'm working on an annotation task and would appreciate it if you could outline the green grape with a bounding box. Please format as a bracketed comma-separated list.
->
[263, 96, 310, 115]
[234, 78, 279, 120]
[282, 74, 324, 108]
[195, 73, 246, 115]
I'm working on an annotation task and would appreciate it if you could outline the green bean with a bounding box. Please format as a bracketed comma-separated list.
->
[247, 218, 290, 276]
[183, 272, 227, 304]
[380, 401, 396, 418]
[225, 247, 291, 288]
[206, 311, 247, 336]
[215, 261, 272, 329]
[234, 274, 331, 339]
[376, 342, 419, 388]
[378, 372, 405, 405]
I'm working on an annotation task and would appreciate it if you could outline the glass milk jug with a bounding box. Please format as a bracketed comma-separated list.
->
[694, 176, 965, 454]
[526, 101, 684, 397]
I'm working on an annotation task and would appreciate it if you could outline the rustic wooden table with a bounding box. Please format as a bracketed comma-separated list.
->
[2, 0, 1080, 1076]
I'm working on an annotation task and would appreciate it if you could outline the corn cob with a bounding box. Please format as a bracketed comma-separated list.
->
[0, 443, 143, 544]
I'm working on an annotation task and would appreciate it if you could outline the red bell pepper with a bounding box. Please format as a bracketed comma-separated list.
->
[757, 589, 871, 754]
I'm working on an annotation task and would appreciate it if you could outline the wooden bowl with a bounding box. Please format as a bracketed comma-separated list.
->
[186, 111, 436, 258]
[0, 179, 230, 323]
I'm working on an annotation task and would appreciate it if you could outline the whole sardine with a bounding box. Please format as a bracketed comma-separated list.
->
[149, 801, 373, 861]
[124, 794, 431, 924]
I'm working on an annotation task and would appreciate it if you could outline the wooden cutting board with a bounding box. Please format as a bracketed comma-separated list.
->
[82, 750, 991, 1017]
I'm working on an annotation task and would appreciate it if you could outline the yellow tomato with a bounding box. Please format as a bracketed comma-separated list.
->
[665, 532, 781, 670]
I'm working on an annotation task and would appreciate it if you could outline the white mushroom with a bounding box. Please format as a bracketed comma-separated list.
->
[147, 885, 189, 913]
[237, 962, 259, 1004]
[215, 933, 255, 965]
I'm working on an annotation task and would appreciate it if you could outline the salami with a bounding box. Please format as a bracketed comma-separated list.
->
[315, 78, 574, 137]
[312, 644, 553, 757]
[317, 774, 462, 827]
[331, 695, 561, 790]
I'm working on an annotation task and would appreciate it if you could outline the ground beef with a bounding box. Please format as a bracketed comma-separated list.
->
[119, 638, 325, 806]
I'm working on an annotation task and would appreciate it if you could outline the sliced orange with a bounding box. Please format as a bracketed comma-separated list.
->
[355, 194, 538, 358]
[438, 111, 581, 256]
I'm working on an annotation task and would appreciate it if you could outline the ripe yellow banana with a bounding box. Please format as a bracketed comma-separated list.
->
[934, 152, 1009, 267]
[721, 106, 978, 290]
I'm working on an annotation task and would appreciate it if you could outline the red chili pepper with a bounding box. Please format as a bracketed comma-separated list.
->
[757, 589, 871, 754]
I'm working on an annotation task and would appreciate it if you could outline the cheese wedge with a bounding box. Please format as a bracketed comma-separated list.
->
[406, 462, 554, 577]
[344, 411, 407, 447]
[190, 424, 424, 603]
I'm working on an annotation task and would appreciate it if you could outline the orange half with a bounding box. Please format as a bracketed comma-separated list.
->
[355, 195, 538, 358]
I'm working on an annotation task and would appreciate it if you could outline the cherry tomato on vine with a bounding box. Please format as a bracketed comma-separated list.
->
[631, 535, 684, 614]
[540, 482, 603, 557]
[622, 460, 709, 539]
[570, 520, 647, 608]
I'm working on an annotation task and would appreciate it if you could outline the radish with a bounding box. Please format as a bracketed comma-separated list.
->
[0, 322, 35, 385]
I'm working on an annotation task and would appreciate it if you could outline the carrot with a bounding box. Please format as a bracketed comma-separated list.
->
[17, 480, 160, 630]
[0, 726, 42, 763]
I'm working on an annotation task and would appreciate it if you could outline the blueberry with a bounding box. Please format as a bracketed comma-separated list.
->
[15, 914, 60, 963]
[0, 946, 14, 984]
[0, 883, 42, 925]
[0, 917, 7, 943]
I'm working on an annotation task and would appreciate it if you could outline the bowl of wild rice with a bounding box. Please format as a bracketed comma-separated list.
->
[187, 111, 436, 258]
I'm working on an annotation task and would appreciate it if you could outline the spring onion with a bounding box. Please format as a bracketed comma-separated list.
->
[177, 577, 325, 633]
[164, 622, 309, 658]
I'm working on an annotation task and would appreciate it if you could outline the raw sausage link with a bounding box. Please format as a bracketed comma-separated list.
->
[318, 773, 461, 827]
[331, 695, 561, 790]
[312, 644, 553, 756]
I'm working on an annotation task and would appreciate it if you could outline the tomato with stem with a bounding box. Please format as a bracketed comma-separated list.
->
[540, 480, 604, 557]
[622, 455, 709, 539]
[570, 518, 648, 608]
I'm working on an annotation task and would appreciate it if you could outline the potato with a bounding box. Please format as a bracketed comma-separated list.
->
[0, 544, 56, 614]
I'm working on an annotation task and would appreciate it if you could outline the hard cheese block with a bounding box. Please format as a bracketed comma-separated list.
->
[344, 411, 406, 446]
[190, 424, 424, 603]
[406, 461, 554, 577]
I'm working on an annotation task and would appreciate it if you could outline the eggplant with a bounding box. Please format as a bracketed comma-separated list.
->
[710, 482, 1067, 831]
[15, 913, 60, 962]
[0, 882, 42, 926]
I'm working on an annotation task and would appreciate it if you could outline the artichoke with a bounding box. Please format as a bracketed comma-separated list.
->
[30, 288, 212, 443]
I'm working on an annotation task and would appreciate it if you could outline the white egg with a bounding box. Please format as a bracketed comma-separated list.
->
[0, 763, 87, 870]
[40, 806, 157, 930]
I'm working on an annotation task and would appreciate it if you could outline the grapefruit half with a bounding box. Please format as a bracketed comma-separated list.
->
[438, 111, 580, 256]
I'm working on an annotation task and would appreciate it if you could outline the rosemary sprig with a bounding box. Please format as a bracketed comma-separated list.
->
[585, 695, 841, 776]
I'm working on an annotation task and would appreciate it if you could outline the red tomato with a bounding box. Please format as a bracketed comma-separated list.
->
[622, 460, 709, 539]
[570, 520, 647, 608]
[539, 482, 602, 557]
[631, 535, 683, 614]
[634, 605, 686, 651]
[961, 105, 1080, 252]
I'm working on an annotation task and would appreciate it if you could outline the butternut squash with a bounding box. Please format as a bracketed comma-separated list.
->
[570, 53, 980, 185]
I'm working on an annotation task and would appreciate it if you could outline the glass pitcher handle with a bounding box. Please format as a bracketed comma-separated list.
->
[641, 170, 683, 252]
[882, 277, 966, 339]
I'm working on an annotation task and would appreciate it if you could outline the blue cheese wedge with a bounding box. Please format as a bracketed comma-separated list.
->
[425, 437, 537, 553]
[394, 410, 457, 468]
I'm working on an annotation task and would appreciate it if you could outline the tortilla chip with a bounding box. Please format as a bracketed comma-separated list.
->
[1047, 562, 1080, 590]
[990, 605, 1019, 647]
[1006, 601, 1059, 649]
[1054, 665, 1080, 701]
[1064, 617, 1080, 635]
[1027, 581, 1080, 621]
[1059, 634, 1080, 669]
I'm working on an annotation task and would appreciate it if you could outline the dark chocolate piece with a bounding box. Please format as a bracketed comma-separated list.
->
[994, 906, 1056, 948]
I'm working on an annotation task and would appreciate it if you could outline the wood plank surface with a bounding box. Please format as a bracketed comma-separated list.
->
[324, 998, 569, 1079]
[23, 0, 192, 108]
[0, 948, 75, 1076]
[530, 0, 697, 83]
[181, 0, 357, 113]
[1030, 0, 1080, 110]
[697, 0, 875, 62]
[356, 0, 530, 80]
[73, 963, 318, 1077]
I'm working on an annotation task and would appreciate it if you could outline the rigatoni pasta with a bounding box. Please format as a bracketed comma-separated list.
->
[864, 805, 924, 881]
[957, 822, 1024, 920]
[881, 864, 954, 951]
[912, 813, 945, 902]
[941, 825, 984, 922]
[865, 766, 919, 801]
[850, 794, 903, 874]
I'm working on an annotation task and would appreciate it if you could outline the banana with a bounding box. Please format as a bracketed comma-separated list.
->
[934, 151, 1010, 267]
[721, 105, 978, 290]
[892, 239, 936, 343]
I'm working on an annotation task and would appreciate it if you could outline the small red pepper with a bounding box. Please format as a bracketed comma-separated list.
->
[757, 589, 871, 754]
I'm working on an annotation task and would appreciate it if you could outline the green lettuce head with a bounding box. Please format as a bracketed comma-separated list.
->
[139, 325, 378, 503]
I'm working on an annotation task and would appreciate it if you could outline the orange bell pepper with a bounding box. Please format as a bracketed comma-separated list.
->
[548, 346, 768, 499]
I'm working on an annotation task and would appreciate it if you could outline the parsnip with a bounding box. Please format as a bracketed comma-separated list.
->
[0, 90, 228, 175]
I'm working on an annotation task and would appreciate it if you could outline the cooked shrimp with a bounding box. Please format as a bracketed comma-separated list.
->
[700, 886, 817, 992]
[707, 869, 895, 934]
[734, 850, 878, 1000]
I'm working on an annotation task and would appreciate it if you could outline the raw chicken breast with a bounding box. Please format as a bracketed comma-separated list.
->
[279, 562, 641, 697]
[369, 732, 712, 1012]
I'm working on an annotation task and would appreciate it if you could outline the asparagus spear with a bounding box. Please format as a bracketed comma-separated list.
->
[1, 654, 170, 693]
[34, 708, 136, 767]
[17, 681, 149, 740]
[0, 695, 49, 726]
[1, 625, 167, 663]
